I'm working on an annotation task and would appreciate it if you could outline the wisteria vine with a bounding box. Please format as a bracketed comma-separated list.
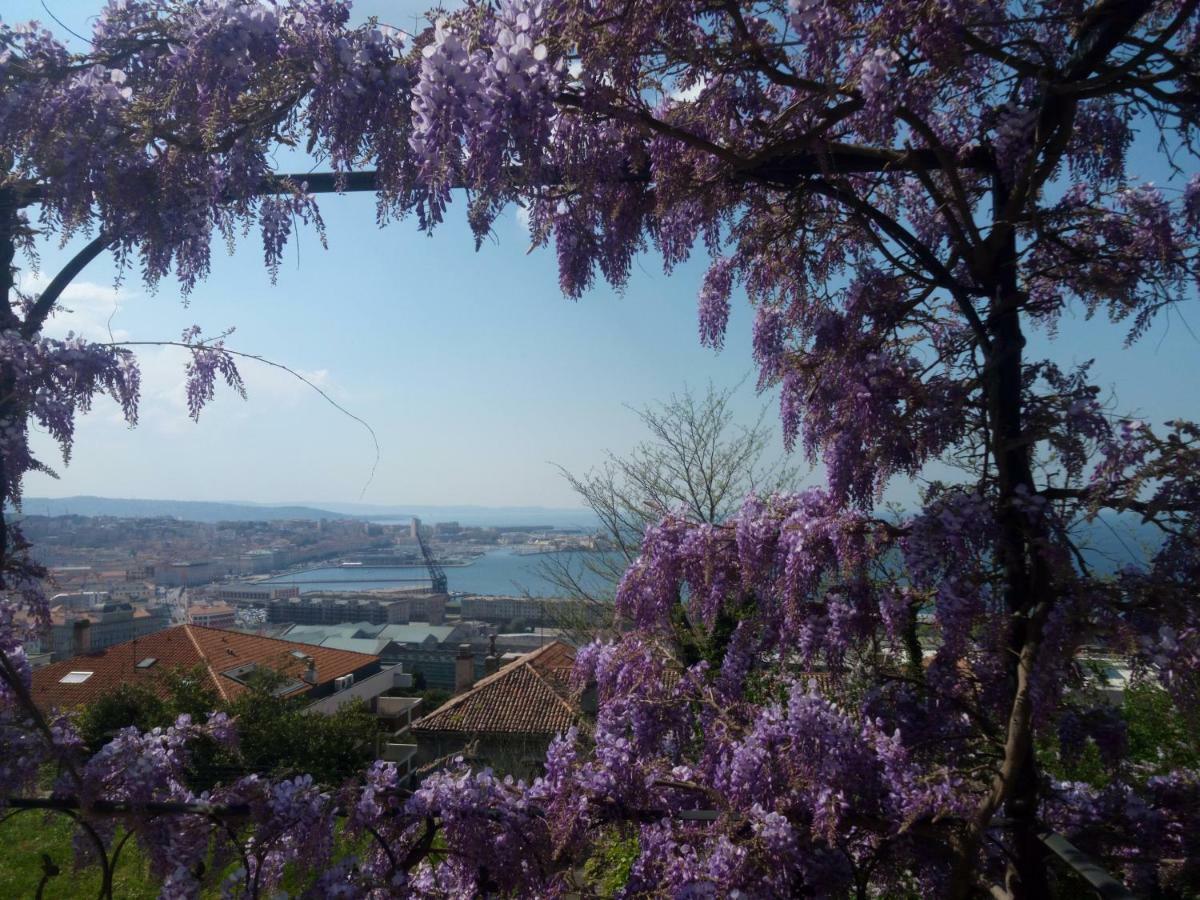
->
[1, 0, 1199, 897]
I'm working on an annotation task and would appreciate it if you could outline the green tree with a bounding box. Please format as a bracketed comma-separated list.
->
[219, 677, 377, 786]
[76, 682, 171, 754]
[77, 666, 378, 788]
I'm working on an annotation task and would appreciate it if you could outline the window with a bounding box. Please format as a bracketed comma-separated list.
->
[59, 671, 93, 684]
[221, 662, 306, 696]
[135, 657, 157, 669]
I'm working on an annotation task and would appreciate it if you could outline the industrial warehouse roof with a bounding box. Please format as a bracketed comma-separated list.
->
[412, 641, 578, 737]
[375, 623, 460, 644]
[32, 625, 379, 710]
[319, 636, 392, 655]
[282, 622, 380, 644]
[282, 622, 464, 647]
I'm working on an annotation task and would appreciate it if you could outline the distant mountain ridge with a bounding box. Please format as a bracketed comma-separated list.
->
[12, 496, 349, 522]
[7, 498, 1161, 571]
[10, 496, 601, 528]
[291, 501, 601, 528]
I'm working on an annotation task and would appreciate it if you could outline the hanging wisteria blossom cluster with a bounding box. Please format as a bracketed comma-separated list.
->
[2, 0, 1199, 897]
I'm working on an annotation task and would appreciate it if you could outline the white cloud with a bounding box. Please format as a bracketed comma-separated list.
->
[18, 275, 138, 342]
[126, 341, 343, 436]
[669, 77, 708, 103]
[515, 204, 532, 235]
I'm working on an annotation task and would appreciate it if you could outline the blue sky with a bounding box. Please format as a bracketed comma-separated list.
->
[7, 1, 1199, 510]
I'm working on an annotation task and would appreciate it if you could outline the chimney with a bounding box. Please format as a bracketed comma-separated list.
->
[484, 634, 500, 676]
[302, 657, 317, 686]
[72, 619, 91, 656]
[580, 680, 599, 717]
[454, 644, 475, 693]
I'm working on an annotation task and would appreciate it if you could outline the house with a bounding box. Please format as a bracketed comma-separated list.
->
[45, 602, 172, 661]
[279, 621, 491, 690]
[187, 603, 237, 629]
[306, 665, 423, 781]
[411, 641, 579, 779]
[31, 624, 381, 711]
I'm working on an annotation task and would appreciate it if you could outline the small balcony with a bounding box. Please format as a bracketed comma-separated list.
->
[376, 696, 421, 718]
[380, 741, 418, 775]
[376, 695, 422, 732]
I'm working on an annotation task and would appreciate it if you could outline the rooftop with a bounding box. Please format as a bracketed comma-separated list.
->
[280, 622, 381, 645]
[38, 604, 166, 626]
[282, 622, 462, 647]
[188, 603, 236, 616]
[319, 636, 392, 655]
[376, 623, 459, 644]
[31, 625, 379, 709]
[412, 641, 578, 737]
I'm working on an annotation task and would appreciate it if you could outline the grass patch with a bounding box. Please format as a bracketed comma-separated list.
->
[0, 811, 159, 900]
[0, 807, 387, 897]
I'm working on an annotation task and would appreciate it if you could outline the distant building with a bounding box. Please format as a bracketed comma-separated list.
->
[156, 560, 221, 587]
[237, 549, 279, 575]
[216, 583, 301, 604]
[32, 624, 381, 711]
[102, 581, 155, 604]
[50, 565, 93, 579]
[47, 602, 172, 661]
[281, 621, 489, 691]
[188, 603, 237, 629]
[411, 641, 580, 779]
[458, 594, 610, 628]
[493, 629, 571, 654]
[306, 665, 422, 781]
[49, 591, 109, 611]
[407, 593, 447, 625]
[344, 551, 422, 566]
[240, 591, 445, 627]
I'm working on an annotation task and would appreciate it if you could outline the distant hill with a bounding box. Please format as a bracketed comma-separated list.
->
[12, 496, 348, 523]
[299, 502, 601, 529]
[6, 497, 1163, 568]
[8, 496, 602, 529]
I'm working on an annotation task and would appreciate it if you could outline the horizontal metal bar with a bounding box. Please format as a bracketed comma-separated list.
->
[6, 796, 251, 818]
[1038, 830, 1137, 900]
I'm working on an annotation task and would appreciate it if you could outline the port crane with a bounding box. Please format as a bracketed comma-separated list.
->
[412, 517, 448, 593]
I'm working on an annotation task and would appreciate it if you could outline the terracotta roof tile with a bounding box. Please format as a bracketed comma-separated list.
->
[412, 641, 579, 737]
[31, 625, 378, 710]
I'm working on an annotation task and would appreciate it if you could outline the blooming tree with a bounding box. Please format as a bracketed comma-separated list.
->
[1, 0, 1199, 897]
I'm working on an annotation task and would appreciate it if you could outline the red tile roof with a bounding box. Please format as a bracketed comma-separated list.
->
[31, 625, 379, 710]
[412, 641, 579, 737]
